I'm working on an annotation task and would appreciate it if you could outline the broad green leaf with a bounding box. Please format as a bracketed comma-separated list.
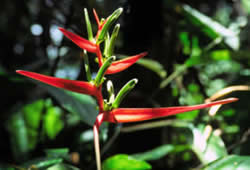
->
[7, 112, 29, 161]
[176, 110, 200, 121]
[47, 163, 80, 170]
[22, 157, 63, 169]
[37, 82, 98, 126]
[23, 100, 44, 150]
[43, 106, 64, 139]
[136, 58, 167, 79]
[131, 144, 175, 161]
[45, 148, 69, 158]
[209, 50, 231, 60]
[180, 4, 239, 50]
[242, 0, 250, 14]
[204, 155, 250, 170]
[23, 100, 44, 129]
[191, 128, 227, 164]
[0, 164, 16, 170]
[103, 154, 152, 170]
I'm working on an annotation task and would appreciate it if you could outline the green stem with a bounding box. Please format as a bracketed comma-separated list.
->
[159, 64, 187, 89]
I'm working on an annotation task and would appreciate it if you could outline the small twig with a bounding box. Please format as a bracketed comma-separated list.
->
[206, 85, 250, 103]
[101, 125, 121, 155]
[121, 119, 190, 133]
[228, 128, 250, 152]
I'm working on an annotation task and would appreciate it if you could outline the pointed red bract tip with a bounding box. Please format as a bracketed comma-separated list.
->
[106, 52, 148, 74]
[93, 9, 100, 27]
[107, 97, 238, 123]
[16, 70, 98, 96]
[58, 27, 97, 53]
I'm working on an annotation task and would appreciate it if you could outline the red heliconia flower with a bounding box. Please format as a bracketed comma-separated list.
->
[92, 97, 238, 126]
[106, 52, 148, 74]
[16, 70, 99, 96]
[58, 27, 147, 75]
[59, 27, 97, 53]
[16, 70, 238, 126]
[103, 98, 238, 123]
[93, 8, 108, 39]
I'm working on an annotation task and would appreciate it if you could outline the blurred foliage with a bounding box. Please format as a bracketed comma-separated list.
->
[1, 0, 250, 169]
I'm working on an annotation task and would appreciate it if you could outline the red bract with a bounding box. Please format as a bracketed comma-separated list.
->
[106, 52, 148, 74]
[16, 70, 98, 96]
[104, 98, 238, 123]
[92, 9, 108, 39]
[58, 27, 97, 53]
[93, 9, 100, 28]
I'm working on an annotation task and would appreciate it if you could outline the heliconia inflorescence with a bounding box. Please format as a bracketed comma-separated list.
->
[16, 7, 238, 170]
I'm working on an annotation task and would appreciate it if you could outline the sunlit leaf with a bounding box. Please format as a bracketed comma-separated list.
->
[43, 106, 64, 139]
[23, 100, 44, 129]
[242, 0, 250, 14]
[209, 50, 231, 60]
[176, 110, 200, 120]
[191, 128, 227, 164]
[22, 100, 45, 150]
[103, 154, 151, 170]
[180, 4, 239, 50]
[204, 155, 250, 170]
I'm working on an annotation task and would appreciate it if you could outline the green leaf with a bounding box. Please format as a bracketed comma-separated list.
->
[23, 99, 44, 129]
[0, 164, 17, 170]
[181, 4, 239, 50]
[47, 163, 80, 170]
[43, 106, 64, 139]
[22, 157, 63, 169]
[242, 0, 250, 14]
[136, 58, 167, 79]
[37, 82, 98, 126]
[176, 110, 200, 121]
[7, 112, 30, 161]
[179, 32, 191, 55]
[191, 128, 227, 164]
[209, 50, 231, 60]
[204, 155, 250, 170]
[103, 154, 152, 170]
[45, 148, 69, 158]
[22, 100, 44, 150]
[131, 145, 175, 161]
